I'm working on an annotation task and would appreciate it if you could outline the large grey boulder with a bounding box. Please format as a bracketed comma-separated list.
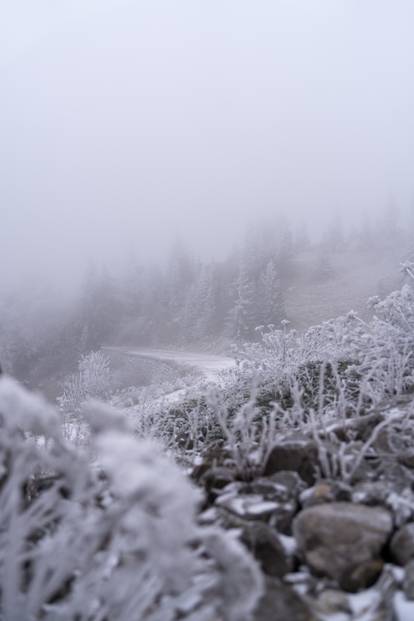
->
[293, 502, 393, 591]
[240, 522, 293, 578]
[253, 577, 315, 621]
[215, 475, 301, 533]
[263, 439, 319, 485]
[390, 523, 414, 566]
[404, 560, 414, 600]
[300, 479, 352, 509]
[200, 466, 235, 501]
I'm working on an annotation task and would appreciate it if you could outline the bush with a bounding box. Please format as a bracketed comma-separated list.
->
[0, 376, 263, 621]
[142, 279, 414, 479]
[58, 350, 112, 414]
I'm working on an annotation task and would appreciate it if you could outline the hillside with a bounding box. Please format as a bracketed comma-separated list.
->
[6, 266, 409, 620]
[285, 248, 403, 330]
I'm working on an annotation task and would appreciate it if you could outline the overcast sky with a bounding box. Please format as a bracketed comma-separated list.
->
[1, 0, 414, 289]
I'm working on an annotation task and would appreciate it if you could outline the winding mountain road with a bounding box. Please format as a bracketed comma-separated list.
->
[103, 347, 236, 403]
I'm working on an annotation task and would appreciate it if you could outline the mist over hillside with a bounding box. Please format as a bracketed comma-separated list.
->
[2, 2, 414, 620]
[1, 209, 412, 395]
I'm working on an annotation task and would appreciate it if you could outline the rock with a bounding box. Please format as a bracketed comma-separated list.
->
[284, 570, 318, 595]
[263, 439, 319, 485]
[312, 574, 397, 620]
[352, 481, 389, 507]
[200, 466, 235, 500]
[309, 568, 398, 620]
[300, 479, 352, 509]
[216, 491, 283, 521]
[390, 523, 414, 566]
[340, 559, 384, 592]
[328, 412, 385, 442]
[312, 589, 351, 616]
[240, 522, 293, 578]
[398, 452, 414, 469]
[377, 462, 414, 491]
[191, 442, 228, 480]
[373, 426, 396, 453]
[403, 560, 414, 600]
[198, 507, 219, 525]
[348, 451, 378, 483]
[253, 577, 315, 621]
[268, 471, 308, 497]
[293, 502, 393, 591]
[353, 480, 414, 527]
[247, 475, 302, 533]
[386, 489, 414, 527]
[246, 478, 291, 499]
[216, 476, 300, 534]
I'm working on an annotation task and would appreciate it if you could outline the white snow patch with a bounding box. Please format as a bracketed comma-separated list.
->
[216, 493, 279, 518]
[104, 347, 235, 383]
[279, 534, 297, 556]
[394, 591, 414, 621]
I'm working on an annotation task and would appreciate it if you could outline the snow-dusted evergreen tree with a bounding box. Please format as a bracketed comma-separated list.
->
[276, 219, 295, 281]
[121, 258, 145, 319]
[191, 264, 217, 340]
[166, 240, 195, 333]
[294, 221, 311, 251]
[0, 284, 64, 381]
[259, 259, 285, 327]
[59, 350, 112, 413]
[227, 262, 257, 341]
[180, 280, 199, 342]
[323, 215, 346, 252]
[0, 299, 16, 374]
[314, 245, 335, 281]
[378, 199, 400, 244]
[142, 265, 170, 343]
[77, 267, 122, 350]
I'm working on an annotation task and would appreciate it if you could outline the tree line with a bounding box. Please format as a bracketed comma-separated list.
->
[0, 208, 412, 388]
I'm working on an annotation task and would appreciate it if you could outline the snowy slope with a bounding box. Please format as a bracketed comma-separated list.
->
[103, 347, 236, 405]
[104, 347, 235, 381]
[285, 249, 402, 330]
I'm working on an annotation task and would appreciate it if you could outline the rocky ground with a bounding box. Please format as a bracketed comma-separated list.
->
[192, 394, 414, 620]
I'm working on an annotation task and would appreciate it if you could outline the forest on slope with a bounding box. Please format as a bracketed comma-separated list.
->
[0, 209, 411, 397]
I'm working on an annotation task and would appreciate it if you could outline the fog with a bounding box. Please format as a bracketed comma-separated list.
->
[2, 0, 414, 290]
[4, 5, 414, 616]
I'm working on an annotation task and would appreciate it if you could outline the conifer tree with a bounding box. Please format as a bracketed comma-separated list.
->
[260, 259, 285, 327]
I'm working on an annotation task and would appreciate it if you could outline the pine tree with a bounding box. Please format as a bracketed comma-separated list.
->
[294, 222, 311, 251]
[166, 240, 195, 335]
[227, 263, 256, 341]
[78, 267, 122, 350]
[260, 260, 285, 327]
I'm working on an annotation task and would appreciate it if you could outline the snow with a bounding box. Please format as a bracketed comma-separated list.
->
[104, 347, 236, 405]
[216, 493, 279, 519]
[394, 591, 414, 621]
[104, 347, 236, 382]
[279, 534, 297, 556]
[348, 589, 381, 618]
[315, 587, 414, 621]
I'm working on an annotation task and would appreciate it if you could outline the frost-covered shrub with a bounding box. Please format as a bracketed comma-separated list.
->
[0, 376, 262, 621]
[231, 280, 414, 415]
[126, 277, 414, 480]
[58, 350, 112, 414]
[188, 280, 414, 475]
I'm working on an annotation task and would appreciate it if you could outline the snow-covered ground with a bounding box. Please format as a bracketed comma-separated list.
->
[104, 347, 236, 382]
[285, 249, 402, 330]
[103, 347, 236, 405]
